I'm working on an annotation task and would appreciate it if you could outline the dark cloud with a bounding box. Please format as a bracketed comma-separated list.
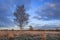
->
[35, 1, 60, 20]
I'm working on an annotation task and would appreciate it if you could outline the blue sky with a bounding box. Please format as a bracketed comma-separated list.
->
[28, 0, 60, 27]
[0, 0, 60, 29]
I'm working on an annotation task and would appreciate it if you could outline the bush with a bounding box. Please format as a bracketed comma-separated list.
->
[14, 34, 42, 40]
[47, 34, 60, 40]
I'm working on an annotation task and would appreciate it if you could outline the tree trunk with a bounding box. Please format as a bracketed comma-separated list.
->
[20, 26, 23, 30]
[20, 24, 23, 30]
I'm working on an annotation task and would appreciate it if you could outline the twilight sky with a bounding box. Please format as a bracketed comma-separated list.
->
[0, 0, 60, 30]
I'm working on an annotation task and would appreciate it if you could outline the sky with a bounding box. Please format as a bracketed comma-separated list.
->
[0, 0, 60, 30]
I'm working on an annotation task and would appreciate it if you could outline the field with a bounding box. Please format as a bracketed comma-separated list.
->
[0, 30, 60, 40]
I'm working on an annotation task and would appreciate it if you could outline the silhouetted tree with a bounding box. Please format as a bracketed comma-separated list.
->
[14, 5, 29, 30]
[29, 26, 33, 30]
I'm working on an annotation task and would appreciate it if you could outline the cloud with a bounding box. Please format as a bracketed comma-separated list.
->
[0, 0, 30, 27]
[35, 2, 60, 20]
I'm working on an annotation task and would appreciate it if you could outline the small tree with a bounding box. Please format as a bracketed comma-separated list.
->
[14, 5, 29, 30]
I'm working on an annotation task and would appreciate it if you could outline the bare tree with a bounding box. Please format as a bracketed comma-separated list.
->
[14, 5, 29, 30]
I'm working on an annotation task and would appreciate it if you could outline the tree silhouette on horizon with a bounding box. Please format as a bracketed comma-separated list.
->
[14, 5, 29, 30]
